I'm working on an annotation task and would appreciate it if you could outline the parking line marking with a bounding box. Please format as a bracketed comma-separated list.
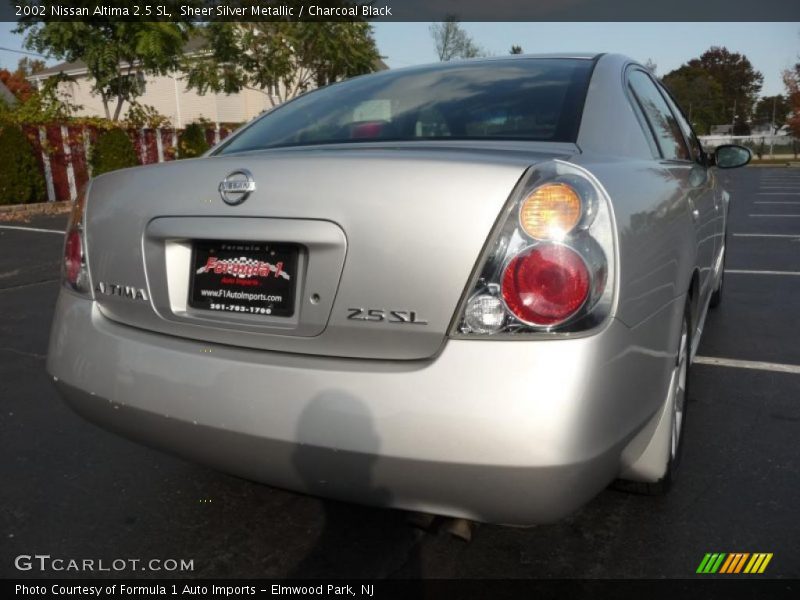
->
[725, 269, 800, 276]
[756, 193, 800, 195]
[733, 233, 800, 239]
[748, 214, 800, 218]
[754, 201, 800, 204]
[0, 225, 65, 235]
[694, 356, 800, 375]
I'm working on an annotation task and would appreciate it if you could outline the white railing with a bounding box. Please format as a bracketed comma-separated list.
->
[699, 134, 799, 159]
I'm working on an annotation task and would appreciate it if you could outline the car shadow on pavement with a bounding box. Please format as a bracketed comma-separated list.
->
[289, 392, 424, 578]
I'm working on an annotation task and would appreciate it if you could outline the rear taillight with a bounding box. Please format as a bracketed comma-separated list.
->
[452, 161, 615, 336]
[501, 244, 590, 326]
[62, 186, 91, 295]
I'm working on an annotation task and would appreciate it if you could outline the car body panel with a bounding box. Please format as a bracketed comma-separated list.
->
[47, 290, 685, 524]
[85, 146, 575, 360]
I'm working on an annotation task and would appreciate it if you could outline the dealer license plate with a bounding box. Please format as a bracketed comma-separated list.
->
[189, 240, 298, 317]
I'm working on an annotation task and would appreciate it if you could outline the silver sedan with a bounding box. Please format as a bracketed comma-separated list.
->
[47, 54, 750, 525]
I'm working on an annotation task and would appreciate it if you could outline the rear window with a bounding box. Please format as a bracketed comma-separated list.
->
[217, 58, 595, 154]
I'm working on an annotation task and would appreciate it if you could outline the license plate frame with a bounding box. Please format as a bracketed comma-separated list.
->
[188, 240, 299, 318]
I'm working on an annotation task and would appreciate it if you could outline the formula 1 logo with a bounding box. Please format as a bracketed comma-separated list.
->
[196, 257, 290, 280]
[696, 553, 773, 574]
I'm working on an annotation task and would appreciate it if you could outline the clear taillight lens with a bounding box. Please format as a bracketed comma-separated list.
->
[452, 160, 616, 336]
[62, 186, 91, 295]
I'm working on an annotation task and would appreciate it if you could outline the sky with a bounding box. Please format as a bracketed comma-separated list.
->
[1, 22, 798, 97]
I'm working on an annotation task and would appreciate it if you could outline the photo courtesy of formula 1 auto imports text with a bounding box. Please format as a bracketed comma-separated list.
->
[1, 1, 799, 598]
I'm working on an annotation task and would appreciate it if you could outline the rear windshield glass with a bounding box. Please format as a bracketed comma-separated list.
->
[217, 58, 595, 154]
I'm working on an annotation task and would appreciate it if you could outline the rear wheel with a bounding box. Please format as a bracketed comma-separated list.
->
[617, 303, 691, 495]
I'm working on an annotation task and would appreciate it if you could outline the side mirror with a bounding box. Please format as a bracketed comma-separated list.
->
[714, 144, 752, 169]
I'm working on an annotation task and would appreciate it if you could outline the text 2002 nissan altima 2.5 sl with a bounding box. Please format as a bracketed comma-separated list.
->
[47, 54, 751, 525]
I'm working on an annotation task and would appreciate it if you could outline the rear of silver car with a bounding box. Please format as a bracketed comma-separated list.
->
[47, 55, 687, 524]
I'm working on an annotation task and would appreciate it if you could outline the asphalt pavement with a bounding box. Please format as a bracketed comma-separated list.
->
[1, 167, 798, 579]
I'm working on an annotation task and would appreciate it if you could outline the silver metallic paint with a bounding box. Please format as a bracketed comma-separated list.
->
[47, 54, 727, 524]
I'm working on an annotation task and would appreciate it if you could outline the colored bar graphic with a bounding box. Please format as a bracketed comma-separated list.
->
[719, 554, 736, 573]
[758, 554, 773, 573]
[698, 552, 772, 574]
[734, 553, 750, 573]
[697, 553, 727, 573]
[696, 553, 713, 573]
[711, 553, 726, 573]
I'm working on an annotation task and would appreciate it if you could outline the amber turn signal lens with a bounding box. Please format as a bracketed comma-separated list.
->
[519, 183, 582, 240]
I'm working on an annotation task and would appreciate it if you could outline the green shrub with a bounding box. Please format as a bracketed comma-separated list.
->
[0, 125, 45, 205]
[90, 129, 138, 176]
[178, 122, 209, 158]
[125, 102, 171, 128]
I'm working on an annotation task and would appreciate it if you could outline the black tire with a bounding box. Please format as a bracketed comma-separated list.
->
[615, 301, 692, 496]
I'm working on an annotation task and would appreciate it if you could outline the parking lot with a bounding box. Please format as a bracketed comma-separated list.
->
[1, 167, 798, 579]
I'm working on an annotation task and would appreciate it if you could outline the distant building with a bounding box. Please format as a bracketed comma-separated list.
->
[750, 121, 790, 136]
[27, 40, 273, 126]
[27, 40, 389, 127]
[710, 124, 733, 135]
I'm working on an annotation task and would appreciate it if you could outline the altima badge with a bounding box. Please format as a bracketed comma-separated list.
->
[95, 282, 149, 302]
[219, 169, 256, 205]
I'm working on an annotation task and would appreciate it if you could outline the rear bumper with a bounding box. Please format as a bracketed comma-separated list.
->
[47, 291, 680, 524]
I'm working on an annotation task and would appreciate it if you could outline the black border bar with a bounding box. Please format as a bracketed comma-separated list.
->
[5, 0, 800, 22]
[5, 579, 800, 600]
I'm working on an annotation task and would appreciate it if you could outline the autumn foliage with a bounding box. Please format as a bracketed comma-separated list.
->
[783, 64, 800, 138]
[0, 69, 34, 102]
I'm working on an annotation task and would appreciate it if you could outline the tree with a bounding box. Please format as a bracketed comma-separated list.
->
[685, 47, 763, 123]
[510, 45, 523, 55]
[178, 122, 210, 159]
[15, 57, 46, 78]
[0, 76, 79, 125]
[0, 69, 33, 102]
[17, 14, 190, 121]
[430, 16, 483, 61]
[784, 63, 800, 138]
[662, 65, 726, 135]
[90, 129, 139, 177]
[182, 22, 380, 108]
[753, 95, 790, 133]
[0, 125, 45, 204]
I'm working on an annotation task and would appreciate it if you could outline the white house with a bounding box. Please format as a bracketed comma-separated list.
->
[28, 41, 389, 127]
[27, 60, 275, 127]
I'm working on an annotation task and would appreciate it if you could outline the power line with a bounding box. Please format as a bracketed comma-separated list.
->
[0, 46, 46, 58]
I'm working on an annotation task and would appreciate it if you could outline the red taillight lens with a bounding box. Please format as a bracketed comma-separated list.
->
[501, 244, 590, 326]
[64, 229, 83, 285]
[63, 185, 90, 294]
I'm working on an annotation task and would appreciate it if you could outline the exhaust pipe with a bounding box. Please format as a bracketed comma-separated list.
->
[405, 512, 475, 542]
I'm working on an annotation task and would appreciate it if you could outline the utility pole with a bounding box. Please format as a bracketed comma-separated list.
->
[770, 96, 776, 158]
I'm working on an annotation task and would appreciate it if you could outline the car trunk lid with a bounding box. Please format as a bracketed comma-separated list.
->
[85, 144, 575, 359]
